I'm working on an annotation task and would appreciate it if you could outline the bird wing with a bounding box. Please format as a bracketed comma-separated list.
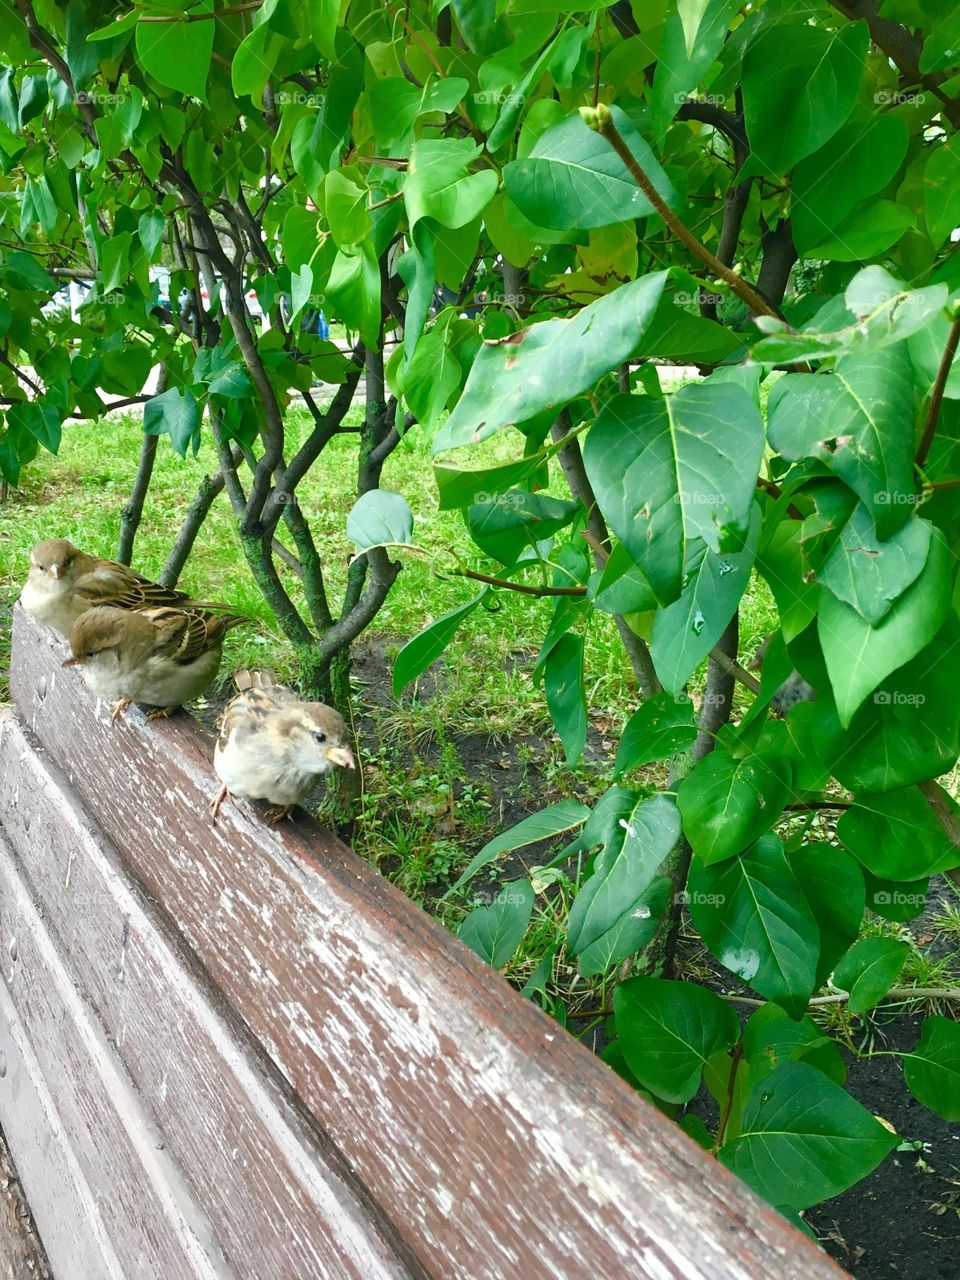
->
[75, 561, 236, 614]
[74, 563, 193, 612]
[144, 607, 247, 666]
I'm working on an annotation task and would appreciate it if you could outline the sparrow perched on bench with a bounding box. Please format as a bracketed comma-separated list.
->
[63, 604, 247, 723]
[20, 538, 201, 638]
[211, 670, 355, 824]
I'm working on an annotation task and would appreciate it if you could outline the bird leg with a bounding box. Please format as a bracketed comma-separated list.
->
[210, 784, 229, 825]
[264, 804, 293, 827]
[146, 705, 177, 721]
[110, 698, 131, 724]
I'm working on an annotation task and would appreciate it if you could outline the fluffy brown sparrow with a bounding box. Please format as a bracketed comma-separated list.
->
[63, 604, 247, 722]
[212, 670, 356, 824]
[20, 538, 203, 638]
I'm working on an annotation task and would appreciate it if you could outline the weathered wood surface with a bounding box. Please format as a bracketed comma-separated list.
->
[6, 606, 849, 1280]
[0, 1122, 50, 1280]
[0, 715, 421, 1280]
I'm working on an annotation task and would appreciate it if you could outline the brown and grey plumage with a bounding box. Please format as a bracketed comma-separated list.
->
[64, 604, 247, 723]
[20, 537, 211, 638]
[212, 673, 355, 824]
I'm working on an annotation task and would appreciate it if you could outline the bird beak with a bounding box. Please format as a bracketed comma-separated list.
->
[49, 564, 61, 579]
[61, 656, 81, 668]
[325, 746, 356, 769]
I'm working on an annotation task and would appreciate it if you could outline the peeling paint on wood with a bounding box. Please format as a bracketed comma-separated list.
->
[3, 607, 850, 1280]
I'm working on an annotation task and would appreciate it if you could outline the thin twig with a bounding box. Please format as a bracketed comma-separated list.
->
[916, 315, 960, 469]
[582, 102, 781, 320]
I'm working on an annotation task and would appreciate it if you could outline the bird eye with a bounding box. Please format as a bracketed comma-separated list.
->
[85, 649, 100, 660]
[314, 730, 327, 744]
[37, 564, 45, 571]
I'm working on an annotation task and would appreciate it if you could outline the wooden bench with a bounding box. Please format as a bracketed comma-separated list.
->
[0, 606, 848, 1278]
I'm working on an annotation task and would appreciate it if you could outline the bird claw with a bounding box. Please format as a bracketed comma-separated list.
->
[146, 705, 176, 721]
[264, 805, 292, 827]
[210, 784, 229, 825]
[110, 698, 131, 724]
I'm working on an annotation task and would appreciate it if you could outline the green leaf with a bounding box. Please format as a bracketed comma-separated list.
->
[324, 241, 381, 348]
[392, 592, 486, 697]
[719, 1061, 898, 1210]
[568, 793, 681, 968]
[613, 976, 740, 1104]
[401, 325, 461, 432]
[819, 509, 931, 627]
[677, 743, 793, 866]
[750, 267, 947, 365]
[743, 1004, 846, 1088]
[405, 138, 498, 230]
[925, 134, 960, 246]
[323, 168, 370, 246]
[458, 880, 534, 969]
[448, 799, 591, 896]
[584, 382, 763, 605]
[590, 542, 657, 615]
[792, 114, 909, 256]
[466, 489, 578, 564]
[369, 76, 469, 155]
[804, 200, 914, 262]
[346, 489, 413, 550]
[616, 691, 697, 774]
[786, 842, 865, 988]
[904, 1017, 960, 1121]
[767, 344, 917, 542]
[741, 20, 868, 176]
[450, 0, 510, 56]
[819, 527, 952, 726]
[837, 784, 960, 881]
[434, 456, 546, 511]
[689, 834, 820, 1017]
[135, 0, 214, 100]
[143, 387, 200, 457]
[503, 106, 675, 231]
[433, 272, 667, 453]
[6, 401, 62, 453]
[544, 633, 587, 766]
[833, 937, 910, 1013]
[650, 0, 737, 139]
[651, 504, 761, 691]
[138, 209, 165, 261]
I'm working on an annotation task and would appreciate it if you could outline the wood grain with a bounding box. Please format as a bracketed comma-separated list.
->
[0, 713, 420, 1280]
[7, 606, 849, 1280]
[0, 1121, 50, 1280]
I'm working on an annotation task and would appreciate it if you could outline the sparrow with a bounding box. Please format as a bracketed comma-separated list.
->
[749, 636, 817, 713]
[211, 670, 356, 824]
[20, 538, 210, 638]
[63, 604, 247, 723]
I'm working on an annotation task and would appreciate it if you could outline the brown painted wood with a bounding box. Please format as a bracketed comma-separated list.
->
[7, 606, 850, 1280]
[0, 828, 233, 1280]
[0, 713, 422, 1280]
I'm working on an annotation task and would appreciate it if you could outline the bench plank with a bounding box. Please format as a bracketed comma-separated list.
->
[0, 712, 421, 1280]
[8, 607, 848, 1280]
[0, 832, 233, 1280]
